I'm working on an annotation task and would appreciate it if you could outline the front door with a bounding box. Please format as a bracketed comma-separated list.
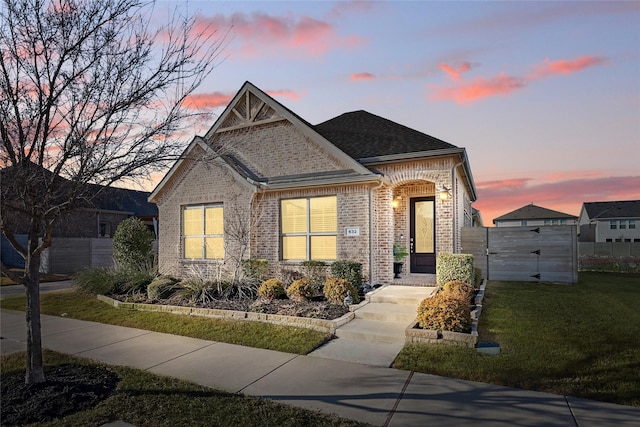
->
[410, 197, 436, 273]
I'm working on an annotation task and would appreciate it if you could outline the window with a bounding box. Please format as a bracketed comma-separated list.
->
[620, 220, 627, 229]
[183, 205, 224, 259]
[521, 220, 527, 226]
[99, 222, 111, 237]
[281, 196, 337, 261]
[610, 220, 617, 229]
[629, 220, 636, 229]
[606, 239, 613, 242]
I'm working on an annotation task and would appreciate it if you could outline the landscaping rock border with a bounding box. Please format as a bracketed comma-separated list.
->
[97, 294, 357, 334]
[404, 280, 486, 348]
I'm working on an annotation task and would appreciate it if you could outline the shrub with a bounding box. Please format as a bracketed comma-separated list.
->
[112, 217, 156, 272]
[416, 292, 471, 333]
[323, 277, 360, 305]
[277, 269, 304, 287]
[257, 278, 286, 300]
[119, 268, 155, 295]
[331, 261, 363, 290]
[286, 278, 315, 302]
[436, 254, 474, 288]
[302, 260, 327, 289]
[174, 276, 215, 305]
[147, 275, 180, 300]
[74, 267, 122, 295]
[442, 280, 475, 299]
[474, 268, 483, 288]
[242, 259, 269, 284]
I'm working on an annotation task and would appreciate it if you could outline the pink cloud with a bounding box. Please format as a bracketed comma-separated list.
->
[431, 55, 607, 104]
[473, 175, 640, 225]
[431, 73, 526, 104]
[531, 56, 607, 79]
[183, 92, 234, 110]
[439, 62, 472, 81]
[350, 72, 376, 82]
[266, 89, 303, 101]
[193, 12, 363, 57]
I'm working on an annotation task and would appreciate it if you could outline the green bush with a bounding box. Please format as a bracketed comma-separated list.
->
[147, 275, 180, 300]
[242, 259, 269, 283]
[436, 254, 474, 288]
[331, 261, 363, 290]
[74, 267, 122, 295]
[323, 277, 360, 305]
[474, 267, 483, 288]
[174, 276, 215, 305]
[113, 217, 156, 272]
[257, 278, 286, 300]
[286, 278, 315, 302]
[416, 292, 471, 333]
[442, 280, 475, 299]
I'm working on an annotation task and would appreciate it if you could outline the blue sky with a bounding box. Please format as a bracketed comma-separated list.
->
[154, 0, 640, 223]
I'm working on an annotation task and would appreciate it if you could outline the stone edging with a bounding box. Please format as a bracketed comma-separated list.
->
[404, 280, 486, 348]
[96, 294, 355, 334]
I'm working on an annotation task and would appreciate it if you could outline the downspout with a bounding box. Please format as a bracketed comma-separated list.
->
[369, 178, 386, 285]
[451, 160, 463, 253]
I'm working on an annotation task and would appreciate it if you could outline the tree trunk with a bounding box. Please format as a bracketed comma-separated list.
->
[24, 241, 45, 384]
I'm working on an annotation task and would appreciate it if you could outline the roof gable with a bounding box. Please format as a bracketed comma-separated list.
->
[314, 110, 457, 160]
[493, 204, 577, 223]
[582, 200, 640, 220]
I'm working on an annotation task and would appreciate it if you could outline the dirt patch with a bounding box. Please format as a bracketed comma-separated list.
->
[1, 363, 119, 425]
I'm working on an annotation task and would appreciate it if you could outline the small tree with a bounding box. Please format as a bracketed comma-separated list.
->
[112, 217, 155, 272]
[0, 0, 223, 384]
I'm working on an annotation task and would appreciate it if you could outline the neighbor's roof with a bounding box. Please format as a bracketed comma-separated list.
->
[315, 110, 457, 160]
[581, 200, 640, 220]
[493, 204, 577, 224]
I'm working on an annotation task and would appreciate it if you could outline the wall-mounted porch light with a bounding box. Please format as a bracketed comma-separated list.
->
[439, 186, 452, 201]
[391, 195, 402, 209]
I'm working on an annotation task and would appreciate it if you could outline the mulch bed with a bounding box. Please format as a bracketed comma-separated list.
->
[110, 294, 352, 320]
[1, 363, 119, 425]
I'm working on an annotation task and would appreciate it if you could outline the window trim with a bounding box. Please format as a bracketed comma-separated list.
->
[182, 204, 224, 260]
[280, 196, 337, 261]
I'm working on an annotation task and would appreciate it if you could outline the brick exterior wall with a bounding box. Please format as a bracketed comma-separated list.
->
[155, 126, 474, 285]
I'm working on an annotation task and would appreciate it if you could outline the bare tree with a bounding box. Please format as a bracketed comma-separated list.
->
[0, 0, 224, 384]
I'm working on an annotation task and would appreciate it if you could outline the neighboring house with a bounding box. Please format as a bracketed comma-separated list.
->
[493, 204, 577, 227]
[578, 200, 640, 242]
[150, 81, 477, 283]
[1, 163, 158, 268]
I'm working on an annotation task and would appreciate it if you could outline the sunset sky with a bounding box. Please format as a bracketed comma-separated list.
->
[155, 1, 639, 224]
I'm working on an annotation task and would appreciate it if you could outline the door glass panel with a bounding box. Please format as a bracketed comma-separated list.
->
[415, 200, 434, 253]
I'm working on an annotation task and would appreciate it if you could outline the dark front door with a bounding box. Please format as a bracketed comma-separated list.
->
[410, 197, 436, 273]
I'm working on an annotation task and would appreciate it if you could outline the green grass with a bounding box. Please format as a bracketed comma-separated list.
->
[1, 350, 370, 427]
[394, 272, 640, 407]
[0, 290, 330, 355]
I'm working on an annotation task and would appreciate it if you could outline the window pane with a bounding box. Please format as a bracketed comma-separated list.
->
[184, 208, 202, 236]
[282, 199, 308, 233]
[184, 237, 202, 258]
[205, 206, 224, 235]
[630, 220, 636, 229]
[610, 220, 617, 229]
[205, 237, 224, 259]
[283, 236, 306, 260]
[415, 200, 435, 253]
[311, 235, 336, 260]
[310, 196, 337, 233]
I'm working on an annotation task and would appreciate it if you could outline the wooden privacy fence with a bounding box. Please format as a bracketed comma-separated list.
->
[41, 238, 115, 274]
[462, 226, 578, 283]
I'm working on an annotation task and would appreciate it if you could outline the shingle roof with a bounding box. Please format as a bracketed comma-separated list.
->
[90, 185, 158, 217]
[314, 110, 457, 160]
[493, 204, 577, 223]
[582, 200, 640, 220]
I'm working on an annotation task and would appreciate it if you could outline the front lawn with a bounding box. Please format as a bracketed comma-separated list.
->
[0, 290, 330, 355]
[394, 272, 640, 407]
[1, 350, 369, 426]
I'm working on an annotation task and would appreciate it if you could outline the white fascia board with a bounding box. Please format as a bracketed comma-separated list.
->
[261, 174, 388, 191]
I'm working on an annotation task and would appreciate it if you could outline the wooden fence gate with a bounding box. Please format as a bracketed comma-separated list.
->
[461, 226, 578, 283]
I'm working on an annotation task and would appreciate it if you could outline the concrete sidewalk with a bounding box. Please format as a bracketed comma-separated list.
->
[1, 309, 639, 426]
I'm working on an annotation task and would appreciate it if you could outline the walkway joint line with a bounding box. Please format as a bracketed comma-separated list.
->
[564, 395, 580, 427]
[383, 370, 413, 427]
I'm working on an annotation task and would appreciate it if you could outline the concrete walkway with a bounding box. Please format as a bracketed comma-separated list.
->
[1, 309, 638, 426]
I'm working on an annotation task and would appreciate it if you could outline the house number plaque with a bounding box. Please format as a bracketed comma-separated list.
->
[344, 227, 360, 236]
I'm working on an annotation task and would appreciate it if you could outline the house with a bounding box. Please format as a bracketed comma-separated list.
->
[578, 200, 640, 242]
[149, 81, 477, 284]
[493, 204, 577, 227]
